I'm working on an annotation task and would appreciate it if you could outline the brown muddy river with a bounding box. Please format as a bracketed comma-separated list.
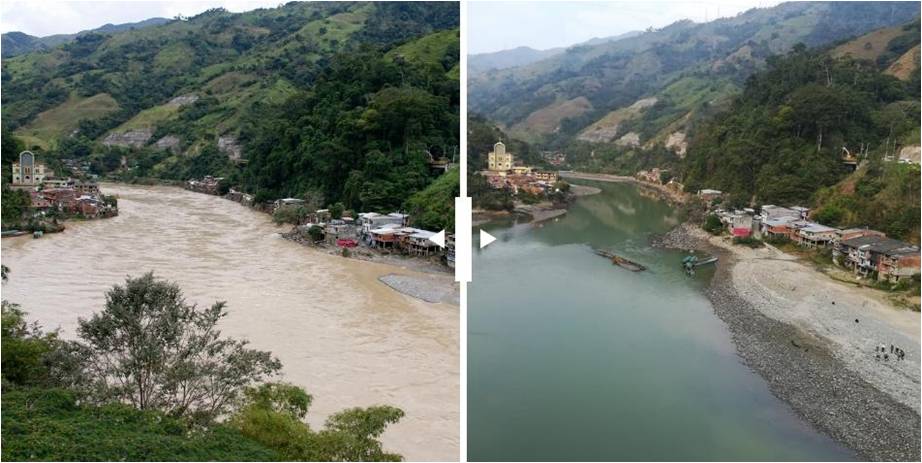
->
[1, 184, 459, 461]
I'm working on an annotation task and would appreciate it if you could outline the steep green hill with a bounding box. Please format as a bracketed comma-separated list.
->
[680, 39, 920, 241]
[2, 2, 459, 221]
[469, 2, 920, 150]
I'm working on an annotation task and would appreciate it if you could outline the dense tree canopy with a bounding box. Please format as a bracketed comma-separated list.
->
[682, 44, 919, 207]
[239, 44, 458, 215]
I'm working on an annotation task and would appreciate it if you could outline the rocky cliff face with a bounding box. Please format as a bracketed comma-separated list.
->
[155, 135, 182, 154]
[102, 128, 152, 148]
[665, 131, 688, 158]
[218, 135, 243, 161]
[898, 145, 920, 164]
[168, 94, 199, 107]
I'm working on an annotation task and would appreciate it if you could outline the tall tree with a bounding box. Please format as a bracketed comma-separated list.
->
[75, 273, 281, 423]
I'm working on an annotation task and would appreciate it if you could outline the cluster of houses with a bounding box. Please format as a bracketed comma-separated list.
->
[284, 205, 454, 267]
[541, 151, 567, 167]
[10, 151, 117, 219]
[481, 141, 561, 195]
[27, 185, 115, 218]
[635, 167, 685, 194]
[710, 201, 920, 282]
[185, 175, 225, 195]
[182, 176, 454, 267]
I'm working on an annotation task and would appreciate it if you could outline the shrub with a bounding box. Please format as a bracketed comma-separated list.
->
[273, 205, 308, 225]
[732, 236, 764, 248]
[702, 214, 723, 235]
[307, 225, 324, 242]
[1, 302, 58, 387]
[764, 235, 792, 246]
[231, 382, 404, 461]
[1, 387, 279, 461]
[330, 202, 345, 220]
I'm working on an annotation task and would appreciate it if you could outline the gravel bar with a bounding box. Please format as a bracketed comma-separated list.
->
[378, 273, 460, 306]
[656, 224, 921, 461]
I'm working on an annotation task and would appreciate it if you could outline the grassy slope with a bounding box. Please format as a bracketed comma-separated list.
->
[113, 103, 180, 132]
[386, 28, 460, 80]
[516, 96, 592, 137]
[831, 24, 906, 61]
[886, 44, 921, 80]
[15, 93, 120, 148]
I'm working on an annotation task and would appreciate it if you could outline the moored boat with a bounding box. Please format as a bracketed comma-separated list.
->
[592, 248, 647, 272]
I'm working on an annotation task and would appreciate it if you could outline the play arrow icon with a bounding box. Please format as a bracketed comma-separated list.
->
[480, 229, 496, 249]
[429, 229, 446, 248]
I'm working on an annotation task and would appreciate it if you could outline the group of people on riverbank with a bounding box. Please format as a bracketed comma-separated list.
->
[874, 344, 908, 361]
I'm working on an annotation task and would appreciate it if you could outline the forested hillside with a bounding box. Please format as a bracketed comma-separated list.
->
[1, 2, 459, 228]
[469, 2, 919, 151]
[681, 22, 920, 242]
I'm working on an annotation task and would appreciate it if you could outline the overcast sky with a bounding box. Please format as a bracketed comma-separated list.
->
[0, 1, 281, 36]
[468, 1, 781, 54]
[2, 1, 782, 49]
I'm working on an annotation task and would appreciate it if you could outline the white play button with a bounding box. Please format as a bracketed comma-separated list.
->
[480, 229, 496, 249]
[429, 229, 446, 248]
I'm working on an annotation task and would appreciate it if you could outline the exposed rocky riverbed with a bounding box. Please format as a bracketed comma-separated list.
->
[655, 223, 921, 461]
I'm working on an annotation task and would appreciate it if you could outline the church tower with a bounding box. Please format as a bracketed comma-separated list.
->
[487, 141, 513, 171]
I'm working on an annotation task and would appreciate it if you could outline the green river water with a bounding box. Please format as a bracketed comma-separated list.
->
[468, 181, 854, 461]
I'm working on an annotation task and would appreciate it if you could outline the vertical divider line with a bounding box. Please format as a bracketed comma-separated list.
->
[458, 1, 470, 461]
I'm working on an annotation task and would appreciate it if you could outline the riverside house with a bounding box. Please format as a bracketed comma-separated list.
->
[696, 189, 723, 202]
[712, 203, 919, 282]
[185, 176, 225, 195]
[359, 212, 408, 235]
[835, 235, 921, 282]
[366, 224, 441, 256]
[795, 223, 838, 248]
[834, 227, 886, 244]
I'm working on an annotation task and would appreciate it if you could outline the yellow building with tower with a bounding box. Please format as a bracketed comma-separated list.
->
[11, 151, 51, 187]
[488, 141, 513, 172]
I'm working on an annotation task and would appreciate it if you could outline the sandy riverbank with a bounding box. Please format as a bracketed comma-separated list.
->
[514, 203, 567, 223]
[657, 223, 921, 461]
[379, 273, 460, 305]
[560, 171, 688, 203]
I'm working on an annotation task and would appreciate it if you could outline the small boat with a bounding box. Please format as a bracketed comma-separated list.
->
[1, 230, 29, 238]
[682, 255, 718, 274]
[593, 248, 647, 272]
